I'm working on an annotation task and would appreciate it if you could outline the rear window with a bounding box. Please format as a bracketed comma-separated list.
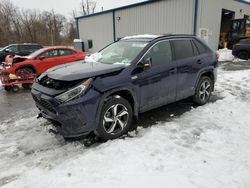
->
[172, 40, 194, 60]
[193, 40, 207, 54]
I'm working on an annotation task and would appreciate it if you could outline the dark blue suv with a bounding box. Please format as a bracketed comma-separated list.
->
[31, 35, 218, 140]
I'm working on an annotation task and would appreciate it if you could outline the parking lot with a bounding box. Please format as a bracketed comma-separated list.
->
[0, 61, 250, 187]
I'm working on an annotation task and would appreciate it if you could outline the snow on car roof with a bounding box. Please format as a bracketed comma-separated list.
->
[122, 34, 161, 40]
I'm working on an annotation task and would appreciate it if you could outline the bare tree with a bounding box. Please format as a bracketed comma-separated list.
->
[0, 0, 77, 47]
[80, 0, 97, 16]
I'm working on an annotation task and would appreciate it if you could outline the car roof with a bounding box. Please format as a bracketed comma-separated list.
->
[41, 46, 76, 51]
[7, 43, 42, 46]
[121, 34, 196, 42]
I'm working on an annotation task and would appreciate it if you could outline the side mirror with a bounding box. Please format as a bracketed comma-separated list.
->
[144, 57, 152, 69]
[4, 49, 11, 53]
[39, 56, 45, 60]
[138, 57, 152, 70]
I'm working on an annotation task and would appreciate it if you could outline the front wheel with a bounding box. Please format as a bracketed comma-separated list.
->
[22, 83, 32, 89]
[4, 86, 12, 92]
[193, 76, 213, 105]
[16, 67, 35, 75]
[95, 96, 133, 140]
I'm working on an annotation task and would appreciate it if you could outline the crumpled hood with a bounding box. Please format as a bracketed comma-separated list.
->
[42, 60, 127, 81]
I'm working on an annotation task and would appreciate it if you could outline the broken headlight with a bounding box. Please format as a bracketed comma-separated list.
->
[55, 78, 93, 103]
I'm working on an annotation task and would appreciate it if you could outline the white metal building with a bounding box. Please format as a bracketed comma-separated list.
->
[75, 0, 250, 52]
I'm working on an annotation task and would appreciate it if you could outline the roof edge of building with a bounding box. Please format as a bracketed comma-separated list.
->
[75, 0, 161, 20]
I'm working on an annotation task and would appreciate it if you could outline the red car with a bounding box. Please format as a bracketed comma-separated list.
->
[4, 46, 86, 75]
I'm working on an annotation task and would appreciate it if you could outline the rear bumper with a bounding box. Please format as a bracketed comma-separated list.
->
[31, 87, 102, 138]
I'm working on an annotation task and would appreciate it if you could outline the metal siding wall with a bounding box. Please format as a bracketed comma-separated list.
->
[197, 0, 250, 50]
[115, 0, 195, 39]
[78, 12, 113, 53]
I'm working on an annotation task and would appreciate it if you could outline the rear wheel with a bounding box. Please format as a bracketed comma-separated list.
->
[238, 51, 249, 60]
[95, 96, 133, 140]
[193, 76, 213, 105]
[11, 85, 20, 93]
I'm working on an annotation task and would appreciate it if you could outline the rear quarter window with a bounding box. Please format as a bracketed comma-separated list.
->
[172, 39, 194, 60]
[193, 40, 207, 54]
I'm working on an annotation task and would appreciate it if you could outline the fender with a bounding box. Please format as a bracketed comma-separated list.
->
[194, 65, 216, 90]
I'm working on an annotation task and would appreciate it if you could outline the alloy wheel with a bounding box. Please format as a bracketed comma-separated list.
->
[103, 104, 129, 135]
[199, 80, 211, 102]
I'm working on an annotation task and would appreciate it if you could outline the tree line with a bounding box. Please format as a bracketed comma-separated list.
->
[0, 0, 77, 47]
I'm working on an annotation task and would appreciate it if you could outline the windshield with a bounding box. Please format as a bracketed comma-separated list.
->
[1, 45, 17, 52]
[86, 41, 148, 65]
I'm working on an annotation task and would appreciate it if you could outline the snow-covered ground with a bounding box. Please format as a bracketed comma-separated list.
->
[1, 67, 250, 187]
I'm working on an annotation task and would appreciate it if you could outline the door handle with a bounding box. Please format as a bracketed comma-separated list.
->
[196, 59, 202, 64]
[169, 68, 176, 74]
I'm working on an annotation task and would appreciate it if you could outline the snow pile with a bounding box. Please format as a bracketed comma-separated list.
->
[1, 68, 250, 187]
[217, 48, 235, 62]
[217, 48, 246, 62]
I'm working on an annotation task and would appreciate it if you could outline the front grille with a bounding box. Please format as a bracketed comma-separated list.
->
[32, 94, 56, 114]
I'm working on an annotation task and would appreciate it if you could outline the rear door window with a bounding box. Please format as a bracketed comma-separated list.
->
[59, 49, 76, 56]
[19, 45, 30, 51]
[172, 40, 194, 60]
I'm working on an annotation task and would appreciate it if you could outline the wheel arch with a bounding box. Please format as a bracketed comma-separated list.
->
[195, 69, 216, 91]
[15, 64, 37, 74]
[95, 88, 139, 128]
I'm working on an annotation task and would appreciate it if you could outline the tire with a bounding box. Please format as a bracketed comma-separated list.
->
[95, 96, 133, 140]
[11, 85, 20, 93]
[4, 86, 12, 92]
[22, 83, 32, 89]
[193, 76, 213, 105]
[238, 51, 250, 60]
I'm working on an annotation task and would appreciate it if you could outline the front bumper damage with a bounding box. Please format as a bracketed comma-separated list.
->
[31, 84, 102, 138]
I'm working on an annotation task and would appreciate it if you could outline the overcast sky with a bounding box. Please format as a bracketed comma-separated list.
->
[10, 0, 250, 18]
[12, 0, 148, 18]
